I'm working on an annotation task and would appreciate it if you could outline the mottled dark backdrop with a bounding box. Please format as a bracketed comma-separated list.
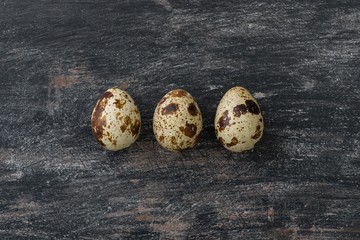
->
[1, 0, 360, 239]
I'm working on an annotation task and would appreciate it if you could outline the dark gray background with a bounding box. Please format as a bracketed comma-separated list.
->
[1, 0, 360, 239]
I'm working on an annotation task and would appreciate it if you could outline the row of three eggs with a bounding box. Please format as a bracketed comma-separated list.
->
[91, 87, 264, 152]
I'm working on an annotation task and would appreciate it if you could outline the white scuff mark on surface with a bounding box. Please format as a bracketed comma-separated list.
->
[208, 85, 222, 91]
[253, 92, 266, 99]
[153, 0, 172, 11]
[253, 91, 279, 99]
[303, 78, 315, 91]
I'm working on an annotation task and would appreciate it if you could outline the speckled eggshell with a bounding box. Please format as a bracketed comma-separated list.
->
[91, 88, 141, 151]
[215, 86, 264, 152]
[153, 89, 202, 151]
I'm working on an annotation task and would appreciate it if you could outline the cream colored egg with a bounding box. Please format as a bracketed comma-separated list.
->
[153, 89, 202, 151]
[91, 88, 141, 151]
[215, 86, 264, 152]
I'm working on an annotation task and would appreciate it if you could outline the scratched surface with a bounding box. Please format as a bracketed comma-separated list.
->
[1, 0, 360, 239]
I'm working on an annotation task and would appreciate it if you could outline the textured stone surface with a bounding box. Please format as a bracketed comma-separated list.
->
[1, 1, 360, 239]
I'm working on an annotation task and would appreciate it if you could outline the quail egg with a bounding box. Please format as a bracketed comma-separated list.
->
[153, 89, 202, 151]
[91, 87, 141, 151]
[215, 86, 264, 152]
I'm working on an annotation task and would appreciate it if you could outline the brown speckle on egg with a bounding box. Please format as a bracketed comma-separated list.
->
[188, 103, 198, 116]
[161, 103, 178, 115]
[91, 92, 111, 141]
[92, 113, 106, 141]
[108, 136, 117, 146]
[120, 124, 126, 132]
[114, 99, 126, 109]
[251, 125, 262, 139]
[124, 115, 131, 126]
[218, 110, 231, 131]
[245, 99, 260, 115]
[101, 91, 114, 100]
[179, 123, 197, 138]
[233, 104, 247, 117]
[131, 119, 141, 137]
[226, 137, 239, 147]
